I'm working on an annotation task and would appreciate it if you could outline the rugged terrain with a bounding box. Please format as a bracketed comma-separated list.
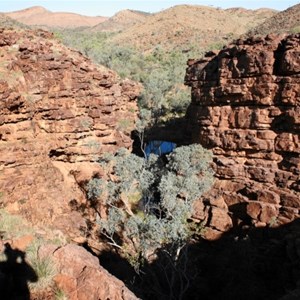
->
[248, 3, 300, 36]
[185, 34, 300, 239]
[0, 26, 140, 298]
[6, 5, 278, 52]
[5, 6, 107, 28]
[1, 4, 300, 299]
[0, 27, 139, 235]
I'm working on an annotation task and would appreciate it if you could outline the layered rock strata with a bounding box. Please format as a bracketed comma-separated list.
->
[0, 28, 140, 237]
[185, 34, 300, 238]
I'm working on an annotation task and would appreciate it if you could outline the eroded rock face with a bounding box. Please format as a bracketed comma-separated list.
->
[39, 244, 139, 300]
[185, 34, 300, 237]
[0, 28, 140, 238]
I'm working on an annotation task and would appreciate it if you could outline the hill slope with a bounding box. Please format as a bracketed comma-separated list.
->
[92, 9, 150, 32]
[248, 3, 300, 35]
[109, 5, 277, 52]
[5, 6, 107, 28]
[0, 13, 28, 28]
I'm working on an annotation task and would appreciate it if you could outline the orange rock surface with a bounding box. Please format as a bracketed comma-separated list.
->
[185, 34, 300, 237]
[0, 28, 140, 238]
[39, 244, 138, 300]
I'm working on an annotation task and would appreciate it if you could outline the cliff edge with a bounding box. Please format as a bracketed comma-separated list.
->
[185, 34, 300, 238]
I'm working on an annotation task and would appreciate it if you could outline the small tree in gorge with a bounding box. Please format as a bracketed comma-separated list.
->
[87, 144, 214, 270]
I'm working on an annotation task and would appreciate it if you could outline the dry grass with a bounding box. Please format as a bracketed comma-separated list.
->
[0, 209, 33, 239]
[0, 209, 67, 294]
[0, 13, 28, 29]
[27, 239, 57, 291]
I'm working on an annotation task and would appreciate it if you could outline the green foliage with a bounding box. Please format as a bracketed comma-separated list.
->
[0, 210, 64, 293]
[87, 145, 213, 268]
[290, 26, 300, 34]
[55, 29, 206, 126]
[86, 178, 106, 200]
[117, 118, 133, 131]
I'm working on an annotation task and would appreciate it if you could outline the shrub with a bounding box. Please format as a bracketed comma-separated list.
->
[290, 26, 300, 34]
[54, 286, 68, 300]
[86, 145, 214, 269]
[27, 239, 57, 291]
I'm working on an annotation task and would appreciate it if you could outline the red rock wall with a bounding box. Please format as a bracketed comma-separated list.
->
[0, 28, 140, 237]
[185, 34, 300, 238]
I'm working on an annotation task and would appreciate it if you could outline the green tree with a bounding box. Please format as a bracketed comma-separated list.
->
[86, 145, 214, 270]
[54, 29, 204, 126]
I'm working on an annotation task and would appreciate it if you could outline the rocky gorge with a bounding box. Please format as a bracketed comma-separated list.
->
[0, 24, 300, 299]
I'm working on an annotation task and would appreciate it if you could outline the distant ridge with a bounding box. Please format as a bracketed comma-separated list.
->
[248, 3, 300, 35]
[5, 6, 108, 28]
[108, 4, 277, 52]
[92, 9, 150, 32]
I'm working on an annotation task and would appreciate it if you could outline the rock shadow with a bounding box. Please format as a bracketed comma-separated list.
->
[0, 243, 38, 300]
[99, 218, 300, 300]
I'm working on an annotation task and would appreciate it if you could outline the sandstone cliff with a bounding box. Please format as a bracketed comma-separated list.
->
[0, 28, 140, 238]
[185, 34, 300, 238]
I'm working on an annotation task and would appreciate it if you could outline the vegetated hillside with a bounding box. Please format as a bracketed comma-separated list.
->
[56, 4, 276, 126]
[248, 3, 300, 35]
[56, 27, 198, 126]
[91, 9, 150, 32]
[109, 4, 277, 52]
[5, 6, 108, 28]
[0, 13, 28, 28]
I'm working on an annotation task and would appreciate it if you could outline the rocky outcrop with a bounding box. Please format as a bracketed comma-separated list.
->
[185, 34, 300, 238]
[40, 244, 139, 300]
[0, 28, 140, 238]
